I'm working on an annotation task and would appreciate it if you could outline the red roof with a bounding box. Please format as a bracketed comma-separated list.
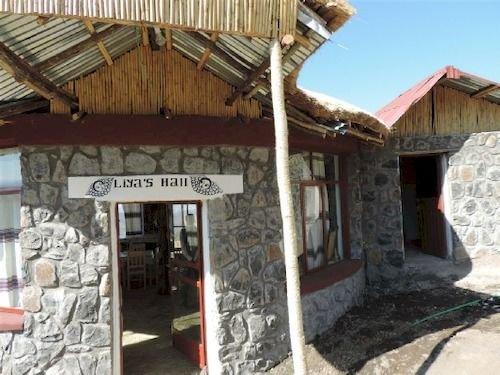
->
[376, 66, 500, 128]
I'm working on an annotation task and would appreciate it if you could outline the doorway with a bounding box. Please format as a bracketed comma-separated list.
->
[400, 154, 448, 258]
[116, 201, 205, 374]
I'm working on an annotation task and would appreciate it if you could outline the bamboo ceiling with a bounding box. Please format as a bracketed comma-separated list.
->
[51, 46, 261, 118]
[0, 0, 297, 38]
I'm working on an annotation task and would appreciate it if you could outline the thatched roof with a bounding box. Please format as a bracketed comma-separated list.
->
[289, 88, 389, 137]
[305, 0, 357, 31]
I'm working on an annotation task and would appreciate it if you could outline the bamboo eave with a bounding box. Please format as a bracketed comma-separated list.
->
[0, 0, 298, 38]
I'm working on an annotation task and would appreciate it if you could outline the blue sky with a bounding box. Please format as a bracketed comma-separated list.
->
[298, 0, 500, 113]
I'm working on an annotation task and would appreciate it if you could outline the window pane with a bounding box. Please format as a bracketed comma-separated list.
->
[303, 185, 324, 271]
[289, 152, 312, 181]
[172, 204, 183, 226]
[0, 152, 21, 189]
[324, 183, 343, 264]
[311, 153, 325, 179]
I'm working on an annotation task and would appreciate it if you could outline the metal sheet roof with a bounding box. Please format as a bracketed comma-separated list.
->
[0, 11, 327, 106]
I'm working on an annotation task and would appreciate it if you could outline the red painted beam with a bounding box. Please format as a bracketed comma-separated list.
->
[0, 114, 359, 154]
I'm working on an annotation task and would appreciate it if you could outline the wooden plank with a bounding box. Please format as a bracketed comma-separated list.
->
[0, 98, 48, 118]
[471, 84, 499, 99]
[0, 42, 77, 108]
[36, 25, 121, 71]
[197, 32, 219, 70]
[84, 20, 114, 65]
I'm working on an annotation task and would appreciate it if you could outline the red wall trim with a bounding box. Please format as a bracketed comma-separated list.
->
[0, 114, 359, 154]
[300, 259, 363, 295]
[0, 307, 24, 332]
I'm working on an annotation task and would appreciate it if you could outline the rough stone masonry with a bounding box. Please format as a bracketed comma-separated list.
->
[361, 131, 500, 294]
[0, 145, 365, 374]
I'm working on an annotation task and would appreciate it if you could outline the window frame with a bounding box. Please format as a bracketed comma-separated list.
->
[0, 149, 24, 331]
[297, 153, 351, 276]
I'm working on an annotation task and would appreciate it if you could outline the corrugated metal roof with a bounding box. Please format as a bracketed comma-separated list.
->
[0, 12, 327, 107]
[377, 66, 500, 127]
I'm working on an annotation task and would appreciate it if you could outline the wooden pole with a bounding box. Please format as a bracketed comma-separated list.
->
[269, 38, 307, 375]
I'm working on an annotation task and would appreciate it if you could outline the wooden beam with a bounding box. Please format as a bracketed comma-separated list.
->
[36, 16, 51, 25]
[36, 25, 121, 71]
[227, 39, 304, 105]
[0, 98, 48, 118]
[84, 20, 113, 65]
[186, 32, 251, 77]
[165, 29, 173, 51]
[226, 57, 270, 106]
[294, 33, 313, 50]
[471, 84, 499, 99]
[197, 33, 219, 70]
[0, 42, 77, 107]
[141, 26, 150, 46]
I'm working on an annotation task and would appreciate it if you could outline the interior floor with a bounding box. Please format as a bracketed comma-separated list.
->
[122, 288, 200, 375]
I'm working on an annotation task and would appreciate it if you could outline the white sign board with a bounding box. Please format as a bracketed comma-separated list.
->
[68, 174, 243, 201]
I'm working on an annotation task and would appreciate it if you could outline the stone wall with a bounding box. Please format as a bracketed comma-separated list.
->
[0, 145, 367, 375]
[302, 268, 364, 342]
[361, 131, 500, 294]
[1, 146, 112, 375]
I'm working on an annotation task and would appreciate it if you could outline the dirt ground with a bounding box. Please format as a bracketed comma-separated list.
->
[269, 287, 500, 375]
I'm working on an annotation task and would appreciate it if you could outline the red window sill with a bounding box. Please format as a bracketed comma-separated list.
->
[300, 259, 363, 295]
[0, 307, 24, 332]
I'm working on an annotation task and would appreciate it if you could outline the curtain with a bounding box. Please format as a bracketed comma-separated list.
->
[119, 203, 143, 236]
[0, 193, 22, 307]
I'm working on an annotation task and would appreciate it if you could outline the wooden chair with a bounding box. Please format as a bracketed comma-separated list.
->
[127, 245, 146, 290]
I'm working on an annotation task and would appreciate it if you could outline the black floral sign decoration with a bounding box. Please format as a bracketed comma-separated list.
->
[86, 177, 114, 198]
[190, 176, 223, 195]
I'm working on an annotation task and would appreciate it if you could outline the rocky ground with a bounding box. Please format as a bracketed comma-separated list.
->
[269, 287, 500, 375]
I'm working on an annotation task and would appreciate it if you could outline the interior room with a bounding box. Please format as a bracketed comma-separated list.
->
[118, 202, 204, 374]
[400, 155, 447, 259]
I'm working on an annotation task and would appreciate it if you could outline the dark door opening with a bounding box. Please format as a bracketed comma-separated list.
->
[400, 155, 447, 258]
[117, 201, 205, 374]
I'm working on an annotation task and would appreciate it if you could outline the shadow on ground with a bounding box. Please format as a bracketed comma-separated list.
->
[270, 285, 500, 374]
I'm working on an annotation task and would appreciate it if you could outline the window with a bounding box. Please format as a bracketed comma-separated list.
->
[171, 204, 198, 250]
[0, 150, 22, 308]
[118, 203, 144, 238]
[291, 152, 347, 275]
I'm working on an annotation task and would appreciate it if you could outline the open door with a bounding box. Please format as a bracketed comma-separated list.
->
[169, 202, 206, 368]
[400, 155, 447, 258]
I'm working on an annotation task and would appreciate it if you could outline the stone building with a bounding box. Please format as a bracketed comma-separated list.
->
[364, 66, 500, 294]
[0, 1, 391, 374]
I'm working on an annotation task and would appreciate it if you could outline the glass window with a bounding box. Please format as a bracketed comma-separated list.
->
[0, 151, 23, 307]
[295, 152, 345, 274]
[118, 203, 144, 237]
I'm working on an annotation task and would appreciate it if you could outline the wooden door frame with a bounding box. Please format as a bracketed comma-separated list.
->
[399, 152, 453, 259]
[109, 200, 207, 375]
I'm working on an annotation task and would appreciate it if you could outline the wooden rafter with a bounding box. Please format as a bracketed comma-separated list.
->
[0, 41, 77, 107]
[84, 20, 113, 65]
[226, 58, 270, 106]
[0, 98, 48, 118]
[141, 26, 150, 46]
[187, 32, 251, 77]
[165, 29, 173, 51]
[197, 33, 219, 70]
[227, 38, 305, 105]
[37, 25, 121, 71]
[471, 84, 499, 99]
